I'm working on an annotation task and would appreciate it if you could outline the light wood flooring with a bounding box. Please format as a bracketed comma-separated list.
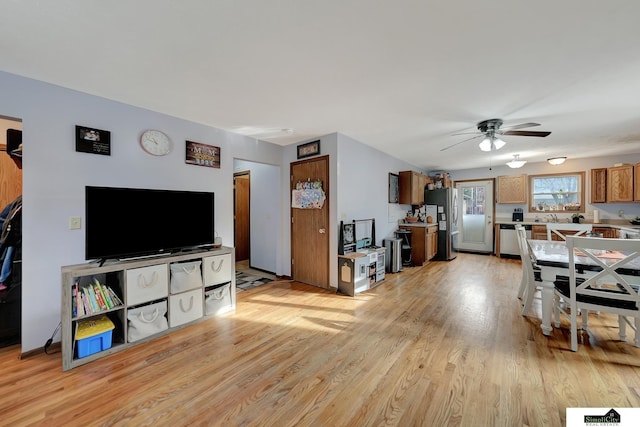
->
[1, 253, 639, 426]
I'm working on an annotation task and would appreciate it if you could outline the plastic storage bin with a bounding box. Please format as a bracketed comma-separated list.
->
[75, 315, 115, 358]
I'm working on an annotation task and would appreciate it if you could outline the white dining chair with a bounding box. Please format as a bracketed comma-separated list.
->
[546, 223, 592, 241]
[516, 224, 542, 316]
[553, 236, 640, 351]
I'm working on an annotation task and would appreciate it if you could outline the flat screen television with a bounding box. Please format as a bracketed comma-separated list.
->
[85, 186, 215, 261]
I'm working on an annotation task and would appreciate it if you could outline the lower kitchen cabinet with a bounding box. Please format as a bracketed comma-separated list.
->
[399, 224, 438, 266]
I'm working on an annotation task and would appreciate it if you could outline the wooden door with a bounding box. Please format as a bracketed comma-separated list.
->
[234, 173, 250, 262]
[291, 156, 329, 288]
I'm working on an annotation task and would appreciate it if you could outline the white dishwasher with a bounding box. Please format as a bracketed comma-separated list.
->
[499, 224, 531, 257]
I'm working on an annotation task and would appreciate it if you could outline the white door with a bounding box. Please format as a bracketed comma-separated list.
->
[456, 180, 494, 253]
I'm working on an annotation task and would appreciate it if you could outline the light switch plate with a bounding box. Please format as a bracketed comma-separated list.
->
[69, 216, 81, 230]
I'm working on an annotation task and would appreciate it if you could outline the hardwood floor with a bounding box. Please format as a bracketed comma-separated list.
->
[1, 253, 639, 426]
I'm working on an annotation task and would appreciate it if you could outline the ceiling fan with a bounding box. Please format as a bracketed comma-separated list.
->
[441, 118, 551, 152]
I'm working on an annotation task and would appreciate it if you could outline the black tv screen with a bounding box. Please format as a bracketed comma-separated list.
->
[85, 186, 215, 260]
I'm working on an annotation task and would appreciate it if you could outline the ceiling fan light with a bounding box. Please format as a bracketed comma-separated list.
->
[506, 154, 527, 169]
[479, 137, 492, 151]
[547, 156, 567, 165]
[493, 137, 506, 150]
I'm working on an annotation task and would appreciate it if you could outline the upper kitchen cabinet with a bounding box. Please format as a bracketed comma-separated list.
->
[399, 171, 430, 205]
[635, 164, 640, 201]
[607, 164, 634, 202]
[590, 168, 607, 203]
[496, 174, 527, 204]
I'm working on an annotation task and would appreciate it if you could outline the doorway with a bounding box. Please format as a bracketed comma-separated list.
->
[455, 179, 494, 253]
[0, 115, 23, 347]
[233, 172, 250, 263]
[290, 155, 329, 289]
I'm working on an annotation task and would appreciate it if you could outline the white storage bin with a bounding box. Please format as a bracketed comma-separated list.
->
[169, 288, 203, 328]
[127, 300, 169, 343]
[205, 283, 232, 316]
[203, 254, 232, 286]
[169, 260, 203, 294]
[126, 264, 169, 306]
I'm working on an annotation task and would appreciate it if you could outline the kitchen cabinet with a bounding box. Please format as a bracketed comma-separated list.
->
[399, 224, 438, 266]
[531, 225, 547, 240]
[635, 164, 640, 201]
[590, 168, 607, 203]
[496, 174, 527, 204]
[607, 165, 634, 202]
[399, 171, 430, 205]
[593, 227, 618, 239]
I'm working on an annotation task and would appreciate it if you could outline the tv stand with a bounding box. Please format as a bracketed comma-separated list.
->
[61, 246, 235, 371]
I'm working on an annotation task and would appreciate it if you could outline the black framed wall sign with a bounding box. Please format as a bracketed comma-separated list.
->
[75, 125, 111, 156]
[185, 140, 221, 168]
[297, 140, 320, 159]
[389, 172, 399, 203]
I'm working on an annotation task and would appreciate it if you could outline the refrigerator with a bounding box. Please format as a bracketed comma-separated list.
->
[424, 187, 459, 261]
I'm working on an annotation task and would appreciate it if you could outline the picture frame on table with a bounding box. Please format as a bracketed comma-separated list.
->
[388, 172, 399, 203]
[297, 140, 320, 159]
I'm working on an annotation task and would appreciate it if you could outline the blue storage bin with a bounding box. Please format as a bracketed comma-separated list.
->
[75, 315, 115, 358]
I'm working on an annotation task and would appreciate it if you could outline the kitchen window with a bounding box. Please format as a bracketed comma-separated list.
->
[528, 172, 585, 213]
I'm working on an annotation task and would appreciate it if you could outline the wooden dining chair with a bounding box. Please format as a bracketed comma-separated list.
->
[545, 223, 593, 241]
[553, 236, 640, 351]
[516, 224, 542, 316]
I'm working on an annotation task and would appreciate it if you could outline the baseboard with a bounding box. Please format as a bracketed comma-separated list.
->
[20, 341, 61, 359]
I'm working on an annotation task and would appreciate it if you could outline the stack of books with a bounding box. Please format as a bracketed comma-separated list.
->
[72, 277, 123, 317]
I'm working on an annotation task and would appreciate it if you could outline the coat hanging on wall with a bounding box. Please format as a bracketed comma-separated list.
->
[292, 180, 326, 209]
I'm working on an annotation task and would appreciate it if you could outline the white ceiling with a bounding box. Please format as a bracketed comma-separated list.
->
[2, 1, 640, 171]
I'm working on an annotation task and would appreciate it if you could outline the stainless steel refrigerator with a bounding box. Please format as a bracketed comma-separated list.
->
[424, 187, 459, 261]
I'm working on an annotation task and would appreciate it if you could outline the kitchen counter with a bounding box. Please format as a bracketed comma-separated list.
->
[397, 222, 438, 228]
[494, 220, 640, 257]
[495, 219, 640, 231]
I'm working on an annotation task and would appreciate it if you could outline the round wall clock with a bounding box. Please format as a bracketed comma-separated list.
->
[140, 130, 172, 156]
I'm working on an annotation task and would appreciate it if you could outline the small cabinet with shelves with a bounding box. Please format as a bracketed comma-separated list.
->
[399, 171, 430, 205]
[497, 174, 527, 204]
[61, 247, 235, 371]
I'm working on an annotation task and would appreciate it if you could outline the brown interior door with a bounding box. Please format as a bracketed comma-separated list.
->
[234, 172, 250, 262]
[290, 156, 329, 288]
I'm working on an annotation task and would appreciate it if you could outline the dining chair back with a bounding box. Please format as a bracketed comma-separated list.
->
[557, 236, 640, 351]
[516, 224, 542, 316]
[546, 223, 593, 241]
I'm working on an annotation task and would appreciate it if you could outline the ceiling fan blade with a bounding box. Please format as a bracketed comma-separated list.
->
[450, 131, 481, 136]
[440, 134, 483, 151]
[500, 122, 541, 131]
[502, 130, 551, 137]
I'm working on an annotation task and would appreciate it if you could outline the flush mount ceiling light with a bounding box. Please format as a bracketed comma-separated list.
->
[506, 154, 527, 168]
[478, 134, 506, 152]
[547, 156, 567, 165]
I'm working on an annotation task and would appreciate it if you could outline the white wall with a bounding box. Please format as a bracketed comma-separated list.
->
[450, 154, 640, 223]
[335, 133, 421, 286]
[0, 71, 282, 352]
[233, 160, 280, 273]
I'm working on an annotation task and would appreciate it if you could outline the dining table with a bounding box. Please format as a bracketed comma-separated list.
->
[527, 239, 640, 336]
